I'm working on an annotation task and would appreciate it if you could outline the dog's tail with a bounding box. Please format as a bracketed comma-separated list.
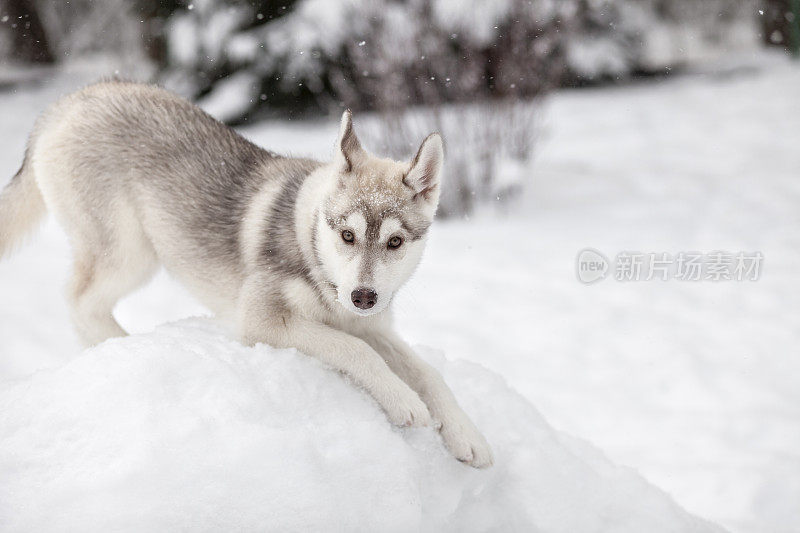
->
[0, 152, 46, 260]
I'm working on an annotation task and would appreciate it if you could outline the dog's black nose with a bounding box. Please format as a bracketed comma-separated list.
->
[351, 288, 377, 310]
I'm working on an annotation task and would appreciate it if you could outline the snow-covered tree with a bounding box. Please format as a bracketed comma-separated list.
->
[564, 0, 761, 82]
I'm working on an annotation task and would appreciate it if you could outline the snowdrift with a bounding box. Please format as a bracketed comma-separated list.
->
[0, 319, 717, 532]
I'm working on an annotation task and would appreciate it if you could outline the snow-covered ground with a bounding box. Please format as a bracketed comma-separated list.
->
[0, 319, 717, 532]
[0, 52, 798, 532]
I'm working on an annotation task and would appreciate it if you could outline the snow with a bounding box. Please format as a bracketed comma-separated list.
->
[1, 52, 799, 532]
[166, 13, 201, 67]
[566, 36, 631, 78]
[431, 0, 525, 47]
[196, 71, 258, 123]
[0, 319, 716, 532]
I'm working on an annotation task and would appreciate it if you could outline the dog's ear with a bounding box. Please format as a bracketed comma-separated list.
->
[404, 133, 443, 204]
[334, 110, 364, 173]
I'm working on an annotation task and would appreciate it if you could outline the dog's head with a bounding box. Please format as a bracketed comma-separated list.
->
[317, 110, 443, 316]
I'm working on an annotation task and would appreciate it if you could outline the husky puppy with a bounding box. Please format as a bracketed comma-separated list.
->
[0, 81, 492, 467]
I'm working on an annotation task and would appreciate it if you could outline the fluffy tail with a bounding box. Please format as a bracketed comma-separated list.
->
[0, 154, 46, 259]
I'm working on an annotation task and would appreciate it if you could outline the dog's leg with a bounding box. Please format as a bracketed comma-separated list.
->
[362, 330, 494, 468]
[66, 205, 158, 347]
[238, 280, 432, 427]
[69, 247, 129, 345]
[68, 240, 157, 346]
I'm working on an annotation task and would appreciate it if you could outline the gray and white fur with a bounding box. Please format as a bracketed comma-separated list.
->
[0, 81, 493, 467]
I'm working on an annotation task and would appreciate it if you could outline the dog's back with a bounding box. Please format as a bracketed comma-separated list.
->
[3, 81, 318, 343]
[35, 80, 267, 262]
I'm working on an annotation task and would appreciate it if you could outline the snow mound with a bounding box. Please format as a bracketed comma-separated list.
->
[0, 319, 718, 532]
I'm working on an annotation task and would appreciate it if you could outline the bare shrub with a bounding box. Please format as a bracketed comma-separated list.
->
[361, 100, 540, 218]
[336, 0, 560, 217]
[319, 0, 561, 216]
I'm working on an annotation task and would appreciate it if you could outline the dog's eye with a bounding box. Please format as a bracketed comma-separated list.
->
[341, 230, 355, 243]
[387, 236, 403, 249]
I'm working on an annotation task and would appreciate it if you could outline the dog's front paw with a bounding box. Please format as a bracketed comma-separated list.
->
[383, 387, 433, 428]
[440, 417, 494, 468]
